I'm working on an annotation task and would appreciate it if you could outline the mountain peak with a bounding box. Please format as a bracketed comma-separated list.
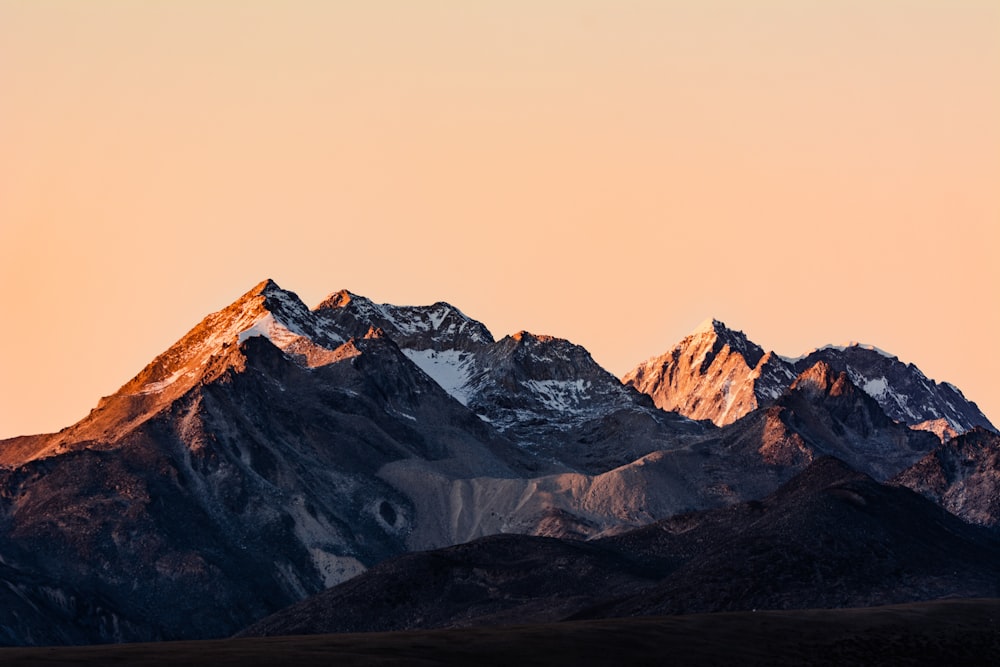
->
[317, 289, 359, 310]
[257, 277, 282, 294]
[787, 342, 897, 362]
[511, 331, 557, 344]
[622, 318, 783, 426]
[792, 358, 834, 384]
[236, 279, 314, 318]
[234, 278, 280, 302]
[789, 345, 995, 435]
[691, 317, 728, 336]
[689, 319, 765, 368]
[790, 361, 852, 398]
[687, 318, 759, 355]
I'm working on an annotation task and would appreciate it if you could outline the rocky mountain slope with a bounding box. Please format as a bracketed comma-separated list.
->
[0, 335, 532, 642]
[591, 457, 1000, 618]
[239, 457, 1000, 637]
[0, 281, 539, 642]
[314, 288, 704, 473]
[892, 427, 1000, 528]
[378, 356, 942, 553]
[791, 344, 994, 438]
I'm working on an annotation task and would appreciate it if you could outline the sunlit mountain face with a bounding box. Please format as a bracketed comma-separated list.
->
[0, 279, 995, 646]
[623, 318, 994, 436]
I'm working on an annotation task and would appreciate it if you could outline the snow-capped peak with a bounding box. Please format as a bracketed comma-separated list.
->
[255, 277, 284, 297]
[777, 339, 994, 435]
[782, 342, 897, 363]
[313, 291, 494, 351]
[317, 288, 357, 309]
[126, 280, 348, 398]
[691, 317, 727, 336]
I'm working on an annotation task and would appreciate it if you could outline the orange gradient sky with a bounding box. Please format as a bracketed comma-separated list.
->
[2, 1, 998, 438]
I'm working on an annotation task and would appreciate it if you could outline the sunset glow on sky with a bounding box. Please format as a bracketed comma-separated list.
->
[1, 1, 998, 438]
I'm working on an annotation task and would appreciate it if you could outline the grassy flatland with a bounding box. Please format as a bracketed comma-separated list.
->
[1, 598, 997, 666]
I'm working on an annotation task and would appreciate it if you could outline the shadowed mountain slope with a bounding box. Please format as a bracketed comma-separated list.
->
[591, 457, 1000, 618]
[893, 427, 1000, 528]
[0, 282, 544, 643]
[792, 344, 994, 436]
[239, 458, 1000, 638]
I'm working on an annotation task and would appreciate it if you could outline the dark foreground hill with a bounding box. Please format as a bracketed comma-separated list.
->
[589, 456, 1000, 618]
[240, 458, 1000, 638]
[1, 599, 997, 667]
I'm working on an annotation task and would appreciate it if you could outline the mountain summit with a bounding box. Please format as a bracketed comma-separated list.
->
[622, 319, 796, 426]
[789, 344, 993, 437]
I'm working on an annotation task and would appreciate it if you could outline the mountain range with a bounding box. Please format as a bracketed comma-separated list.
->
[623, 318, 993, 438]
[0, 279, 996, 647]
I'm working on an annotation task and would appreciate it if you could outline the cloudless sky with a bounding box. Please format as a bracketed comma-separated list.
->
[2, 1, 998, 437]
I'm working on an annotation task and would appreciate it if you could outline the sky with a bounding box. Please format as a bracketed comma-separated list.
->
[1, 1, 998, 438]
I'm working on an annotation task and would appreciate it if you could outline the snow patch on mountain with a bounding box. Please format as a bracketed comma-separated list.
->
[314, 291, 494, 352]
[385, 304, 465, 338]
[238, 313, 306, 346]
[855, 372, 922, 421]
[522, 379, 593, 414]
[780, 343, 995, 435]
[401, 349, 476, 406]
[139, 369, 188, 395]
[862, 377, 890, 400]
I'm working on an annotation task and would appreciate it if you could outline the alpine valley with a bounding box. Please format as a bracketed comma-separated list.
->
[0, 280, 997, 654]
